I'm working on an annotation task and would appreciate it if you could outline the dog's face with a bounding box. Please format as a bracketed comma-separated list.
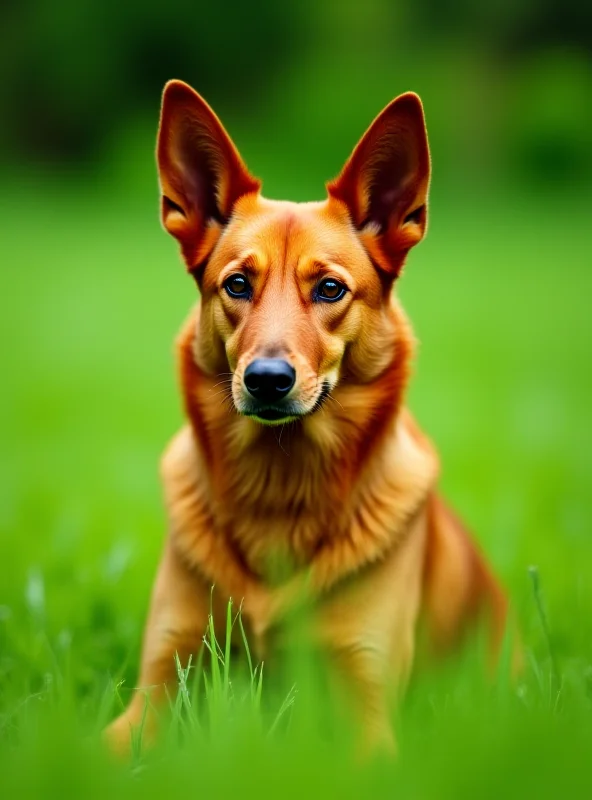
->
[157, 82, 430, 425]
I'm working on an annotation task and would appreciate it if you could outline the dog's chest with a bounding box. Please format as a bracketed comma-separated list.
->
[216, 448, 347, 582]
[224, 506, 334, 582]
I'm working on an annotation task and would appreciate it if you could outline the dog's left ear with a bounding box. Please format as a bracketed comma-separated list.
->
[327, 93, 430, 277]
[157, 80, 261, 270]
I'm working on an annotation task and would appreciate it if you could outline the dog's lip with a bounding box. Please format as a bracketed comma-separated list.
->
[244, 407, 302, 422]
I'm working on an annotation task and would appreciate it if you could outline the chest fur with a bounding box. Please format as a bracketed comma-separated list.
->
[162, 417, 438, 596]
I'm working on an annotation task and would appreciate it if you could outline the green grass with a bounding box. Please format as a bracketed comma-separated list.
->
[1, 169, 591, 797]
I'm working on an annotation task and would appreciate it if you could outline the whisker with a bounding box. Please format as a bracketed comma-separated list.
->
[276, 422, 289, 456]
[326, 393, 344, 412]
[210, 388, 235, 401]
[219, 397, 237, 414]
[209, 380, 233, 392]
[322, 393, 345, 417]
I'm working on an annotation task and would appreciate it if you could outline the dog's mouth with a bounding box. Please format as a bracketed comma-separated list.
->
[246, 407, 298, 424]
[241, 382, 331, 426]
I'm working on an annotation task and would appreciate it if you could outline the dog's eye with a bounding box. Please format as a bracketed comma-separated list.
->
[315, 278, 347, 303]
[224, 274, 251, 299]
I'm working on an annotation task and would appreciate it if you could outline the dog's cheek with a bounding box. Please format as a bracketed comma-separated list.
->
[316, 329, 347, 384]
[223, 326, 244, 373]
[313, 304, 360, 384]
[339, 302, 363, 343]
[194, 299, 240, 375]
[343, 308, 396, 382]
[210, 299, 239, 348]
[191, 300, 226, 374]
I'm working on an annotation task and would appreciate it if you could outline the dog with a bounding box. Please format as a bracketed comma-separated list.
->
[104, 80, 508, 756]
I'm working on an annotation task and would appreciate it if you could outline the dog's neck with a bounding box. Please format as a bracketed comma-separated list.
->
[175, 304, 435, 581]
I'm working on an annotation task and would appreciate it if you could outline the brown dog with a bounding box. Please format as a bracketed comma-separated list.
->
[105, 80, 507, 756]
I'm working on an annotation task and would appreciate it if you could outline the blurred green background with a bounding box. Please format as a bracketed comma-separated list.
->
[1, 0, 592, 796]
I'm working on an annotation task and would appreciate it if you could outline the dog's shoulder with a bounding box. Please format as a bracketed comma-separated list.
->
[160, 425, 205, 524]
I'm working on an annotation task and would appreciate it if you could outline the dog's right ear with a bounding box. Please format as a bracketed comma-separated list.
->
[157, 81, 260, 271]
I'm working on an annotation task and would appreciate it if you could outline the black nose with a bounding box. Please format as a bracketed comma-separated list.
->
[244, 358, 296, 403]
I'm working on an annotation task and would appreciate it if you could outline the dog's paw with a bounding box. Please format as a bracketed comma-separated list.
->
[102, 713, 141, 760]
[242, 586, 274, 638]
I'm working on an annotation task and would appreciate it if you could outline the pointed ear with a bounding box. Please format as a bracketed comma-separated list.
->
[327, 93, 430, 277]
[157, 80, 261, 270]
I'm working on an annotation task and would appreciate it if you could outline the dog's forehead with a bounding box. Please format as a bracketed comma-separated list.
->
[223, 196, 361, 267]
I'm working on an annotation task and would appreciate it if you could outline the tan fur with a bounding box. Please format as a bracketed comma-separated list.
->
[104, 81, 508, 757]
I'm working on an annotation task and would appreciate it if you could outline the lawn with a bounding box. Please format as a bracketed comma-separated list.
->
[1, 166, 591, 797]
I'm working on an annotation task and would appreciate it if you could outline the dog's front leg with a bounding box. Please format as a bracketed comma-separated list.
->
[103, 538, 211, 758]
[327, 642, 397, 758]
[315, 511, 428, 758]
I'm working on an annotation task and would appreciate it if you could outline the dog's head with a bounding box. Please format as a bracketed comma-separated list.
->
[157, 81, 430, 425]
